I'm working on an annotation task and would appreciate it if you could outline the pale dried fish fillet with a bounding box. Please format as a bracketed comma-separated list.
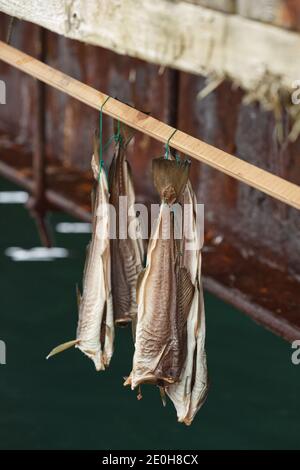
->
[166, 180, 208, 425]
[183, 277, 208, 425]
[109, 123, 144, 325]
[125, 158, 191, 389]
[47, 141, 114, 371]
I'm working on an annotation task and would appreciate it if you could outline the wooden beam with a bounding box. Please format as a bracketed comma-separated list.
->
[1, 40, 300, 211]
[1, 0, 300, 92]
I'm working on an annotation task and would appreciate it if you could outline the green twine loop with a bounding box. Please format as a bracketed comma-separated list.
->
[114, 119, 123, 145]
[99, 96, 110, 179]
[164, 128, 177, 159]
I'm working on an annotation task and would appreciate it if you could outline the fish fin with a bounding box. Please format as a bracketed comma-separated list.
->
[158, 386, 167, 407]
[152, 157, 190, 203]
[46, 339, 79, 359]
[123, 375, 132, 387]
[113, 120, 134, 147]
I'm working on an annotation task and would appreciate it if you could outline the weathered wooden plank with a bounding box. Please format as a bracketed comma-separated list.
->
[1, 40, 300, 211]
[1, 0, 300, 92]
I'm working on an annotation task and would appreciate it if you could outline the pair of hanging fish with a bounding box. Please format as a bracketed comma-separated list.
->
[47, 123, 208, 425]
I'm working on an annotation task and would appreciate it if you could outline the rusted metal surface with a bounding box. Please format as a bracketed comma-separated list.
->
[0, 13, 300, 341]
[203, 227, 300, 342]
[0, 14, 38, 146]
[26, 27, 52, 247]
[283, 0, 300, 30]
[177, 72, 300, 339]
[0, 135, 92, 221]
[178, 73, 300, 274]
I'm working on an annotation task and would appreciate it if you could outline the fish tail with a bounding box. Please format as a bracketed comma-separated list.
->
[46, 339, 79, 360]
[158, 386, 167, 407]
[152, 158, 190, 204]
[123, 375, 132, 387]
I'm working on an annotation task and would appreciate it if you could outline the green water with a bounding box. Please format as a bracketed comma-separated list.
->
[0, 178, 299, 450]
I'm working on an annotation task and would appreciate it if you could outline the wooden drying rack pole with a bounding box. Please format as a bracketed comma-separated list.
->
[1, 40, 300, 211]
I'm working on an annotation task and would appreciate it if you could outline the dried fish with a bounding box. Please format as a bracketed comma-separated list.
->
[47, 135, 114, 371]
[109, 122, 144, 325]
[166, 180, 208, 425]
[125, 158, 191, 389]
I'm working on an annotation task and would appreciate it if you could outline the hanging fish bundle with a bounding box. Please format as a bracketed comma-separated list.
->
[47, 134, 114, 371]
[47, 123, 144, 369]
[125, 156, 208, 425]
[108, 122, 144, 325]
[125, 158, 191, 386]
[166, 179, 208, 425]
[47, 116, 208, 424]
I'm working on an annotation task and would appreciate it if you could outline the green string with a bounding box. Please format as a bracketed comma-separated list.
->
[114, 119, 123, 145]
[99, 120, 124, 175]
[164, 128, 177, 159]
[98, 98, 124, 181]
[99, 96, 110, 179]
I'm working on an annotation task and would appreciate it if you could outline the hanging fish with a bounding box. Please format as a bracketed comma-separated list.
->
[166, 180, 208, 425]
[108, 121, 144, 325]
[125, 157, 193, 389]
[47, 133, 114, 371]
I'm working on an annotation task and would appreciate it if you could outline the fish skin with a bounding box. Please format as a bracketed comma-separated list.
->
[183, 275, 208, 425]
[109, 129, 144, 325]
[166, 180, 208, 425]
[76, 154, 114, 370]
[126, 158, 190, 388]
[133, 206, 181, 385]
[47, 148, 114, 371]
